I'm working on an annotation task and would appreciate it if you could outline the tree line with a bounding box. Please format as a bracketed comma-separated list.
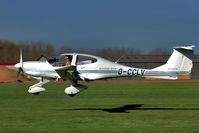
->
[0, 40, 168, 62]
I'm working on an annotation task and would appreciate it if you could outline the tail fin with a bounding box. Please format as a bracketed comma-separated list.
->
[153, 45, 195, 74]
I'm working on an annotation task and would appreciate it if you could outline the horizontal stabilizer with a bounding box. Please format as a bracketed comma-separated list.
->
[144, 76, 177, 80]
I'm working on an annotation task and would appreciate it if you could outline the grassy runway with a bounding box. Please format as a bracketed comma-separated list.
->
[0, 80, 199, 133]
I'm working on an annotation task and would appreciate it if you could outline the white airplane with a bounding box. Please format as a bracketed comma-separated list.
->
[14, 45, 194, 96]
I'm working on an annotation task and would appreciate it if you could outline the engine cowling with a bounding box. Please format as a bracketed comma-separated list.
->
[28, 86, 46, 95]
[65, 85, 87, 96]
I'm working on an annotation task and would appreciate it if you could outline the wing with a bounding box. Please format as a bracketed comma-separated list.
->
[54, 65, 79, 82]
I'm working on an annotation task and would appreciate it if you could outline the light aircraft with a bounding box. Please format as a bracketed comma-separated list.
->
[14, 45, 194, 96]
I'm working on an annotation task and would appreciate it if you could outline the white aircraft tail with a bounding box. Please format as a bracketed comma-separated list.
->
[146, 45, 195, 80]
[153, 45, 194, 72]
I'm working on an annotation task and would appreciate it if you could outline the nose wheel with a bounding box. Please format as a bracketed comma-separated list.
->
[28, 78, 49, 95]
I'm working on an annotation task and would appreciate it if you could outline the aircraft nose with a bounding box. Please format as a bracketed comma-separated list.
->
[14, 63, 20, 69]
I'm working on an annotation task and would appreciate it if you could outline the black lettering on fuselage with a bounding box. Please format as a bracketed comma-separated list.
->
[127, 69, 132, 75]
[127, 69, 145, 76]
[141, 69, 145, 75]
[118, 68, 123, 75]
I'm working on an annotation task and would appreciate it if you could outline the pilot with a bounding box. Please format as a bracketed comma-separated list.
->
[65, 56, 72, 65]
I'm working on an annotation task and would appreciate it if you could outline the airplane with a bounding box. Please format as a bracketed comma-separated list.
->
[14, 45, 195, 96]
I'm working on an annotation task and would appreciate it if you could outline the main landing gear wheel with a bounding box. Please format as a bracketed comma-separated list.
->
[68, 93, 77, 97]
[33, 92, 40, 95]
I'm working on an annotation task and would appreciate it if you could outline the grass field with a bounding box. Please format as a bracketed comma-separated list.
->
[0, 80, 199, 133]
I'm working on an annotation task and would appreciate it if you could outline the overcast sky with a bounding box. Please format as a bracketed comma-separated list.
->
[0, 0, 198, 52]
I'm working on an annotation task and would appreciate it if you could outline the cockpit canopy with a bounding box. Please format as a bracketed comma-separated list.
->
[76, 55, 97, 65]
[48, 54, 97, 67]
[48, 55, 67, 66]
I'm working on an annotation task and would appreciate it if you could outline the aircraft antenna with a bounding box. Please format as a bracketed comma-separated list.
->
[115, 55, 125, 63]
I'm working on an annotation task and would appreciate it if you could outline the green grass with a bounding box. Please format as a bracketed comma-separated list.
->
[0, 81, 199, 133]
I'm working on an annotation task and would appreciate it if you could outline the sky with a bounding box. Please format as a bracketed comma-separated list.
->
[0, 0, 199, 53]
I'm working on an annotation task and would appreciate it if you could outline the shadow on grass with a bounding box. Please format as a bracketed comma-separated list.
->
[57, 104, 199, 113]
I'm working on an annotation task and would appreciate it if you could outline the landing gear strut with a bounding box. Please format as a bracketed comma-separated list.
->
[28, 78, 49, 95]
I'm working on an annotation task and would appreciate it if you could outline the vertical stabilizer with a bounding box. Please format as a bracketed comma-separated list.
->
[153, 45, 194, 74]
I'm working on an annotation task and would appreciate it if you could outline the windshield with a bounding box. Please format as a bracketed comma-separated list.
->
[48, 55, 66, 66]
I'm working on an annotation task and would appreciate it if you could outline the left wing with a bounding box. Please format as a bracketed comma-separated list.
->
[54, 65, 79, 82]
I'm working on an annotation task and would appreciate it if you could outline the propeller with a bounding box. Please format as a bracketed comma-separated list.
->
[17, 67, 24, 77]
[15, 48, 25, 80]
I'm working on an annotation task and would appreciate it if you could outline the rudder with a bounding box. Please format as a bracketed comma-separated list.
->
[153, 45, 195, 74]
